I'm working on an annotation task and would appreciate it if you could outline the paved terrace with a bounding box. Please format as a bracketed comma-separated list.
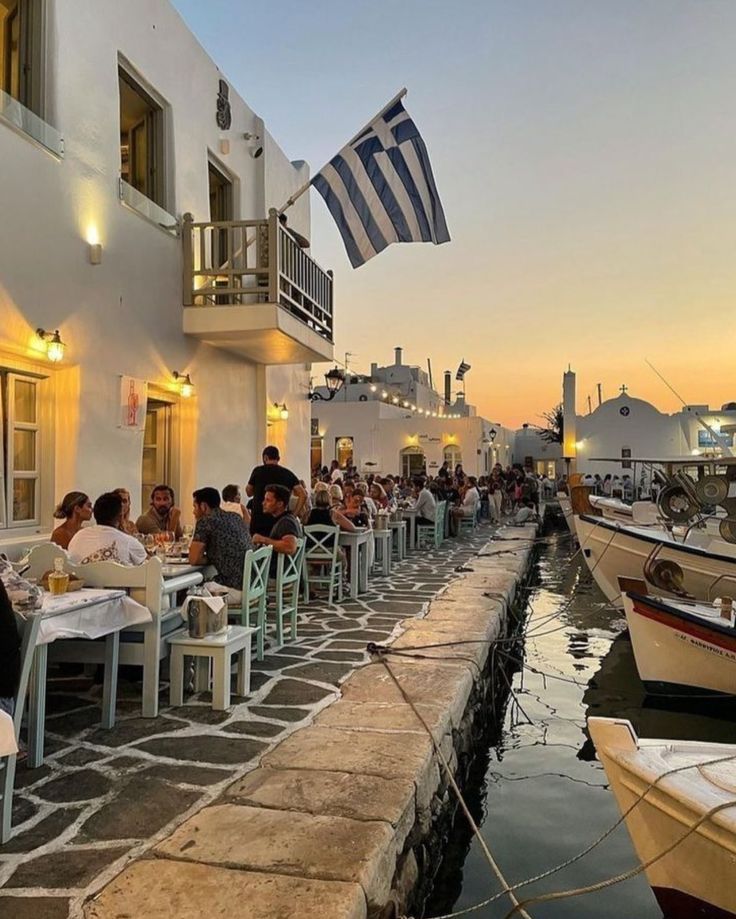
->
[0, 524, 497, 919]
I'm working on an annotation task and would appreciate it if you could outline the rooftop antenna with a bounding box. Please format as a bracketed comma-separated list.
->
[645, 358, 734, 457]
[587, 394, 593, 414]
[596, 383, 602, 407]
[427, 358, 434, 392]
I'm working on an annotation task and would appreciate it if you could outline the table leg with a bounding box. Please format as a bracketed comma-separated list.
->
[402, 526, 407, 559]
[383, 538, 391, 576]
[236, 643, 251, 697]
[194, 656, 210, 693]
[169, 648, 184, 707]
[27, 644, 48, 769]
[359, 541, 369, 593]
[212, 651, 230, 711]
[349, 542, 359, 599]
[101, 632, 120, 729]
[408, 517, 416, 551]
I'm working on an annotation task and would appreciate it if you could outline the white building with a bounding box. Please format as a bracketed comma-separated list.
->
[0, 0, 334, 555]
[310, 348, 514, 478]
[562, 370, 736, 478]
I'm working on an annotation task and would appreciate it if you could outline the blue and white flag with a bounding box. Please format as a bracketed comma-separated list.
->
[311, 94, 450, 268]
[456, 360, 471, 381]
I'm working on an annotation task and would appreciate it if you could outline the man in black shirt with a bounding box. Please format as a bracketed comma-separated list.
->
[246, 445, 307, 537]
[189, 487, 252, 603]
[0, 580, 20, 716]
[252, 484, 302, 576]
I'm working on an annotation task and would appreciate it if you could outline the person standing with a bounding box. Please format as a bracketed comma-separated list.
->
[246, 446, 306, 537]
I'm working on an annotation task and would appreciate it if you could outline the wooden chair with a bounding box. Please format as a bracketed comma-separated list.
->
[228, 545, 272, 660]
[269, 537, 306, 647]
[457, 503, 480, 536]
[417, 501, 446, 550]
[19, 543, 68, 581]
[49, 556, 198, 717]
[1, 610, 42, 843]
[302, 525, 343, 606]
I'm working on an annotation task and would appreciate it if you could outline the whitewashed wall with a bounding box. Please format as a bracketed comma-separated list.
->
[0, 0, 314, 540]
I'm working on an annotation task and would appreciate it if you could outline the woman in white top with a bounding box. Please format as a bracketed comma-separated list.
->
[68, 492, 147, 566]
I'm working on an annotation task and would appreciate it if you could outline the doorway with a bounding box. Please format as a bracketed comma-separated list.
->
[208, 159, 233, 290]
[400, 447, 425, 479]
[141, 399, 172, 512]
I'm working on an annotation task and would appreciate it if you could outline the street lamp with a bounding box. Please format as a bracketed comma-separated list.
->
[489, 427, 498, 442]
[310, 366, 346, 401]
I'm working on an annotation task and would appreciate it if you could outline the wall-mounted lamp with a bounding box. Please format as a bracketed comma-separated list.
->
[310, 366, 345, 401]
[243, 131, 263, 159]
[36, 328, 65, 363]
[275, 402, 289, 421]
[89, 242, 102, 265]
[173, 371, 194, 398]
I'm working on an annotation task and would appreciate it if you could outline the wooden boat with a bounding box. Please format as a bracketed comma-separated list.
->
[621, 586, 736, 696]
[575, 514, 736, 608]
[588, 717, 736, 919]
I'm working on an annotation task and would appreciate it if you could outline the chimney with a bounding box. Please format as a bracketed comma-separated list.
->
[444, 371, 452, 405]
[394, 346, 403, 366]
[370, 362, 378, 377]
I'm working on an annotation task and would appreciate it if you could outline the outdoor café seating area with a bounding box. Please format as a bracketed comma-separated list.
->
[0, 491, 488, 853]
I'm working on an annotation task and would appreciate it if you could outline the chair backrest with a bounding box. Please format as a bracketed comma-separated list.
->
[242, 545, 272, 607]
[22, 543, 69, 581]
[12, 610, 43, 737]
[68, 555, 163, 615]
[276, 537, 306, 586]
[304, 525, 340, 564]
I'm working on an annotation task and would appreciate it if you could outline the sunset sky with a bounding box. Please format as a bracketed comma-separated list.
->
[173, 0, 736, 428]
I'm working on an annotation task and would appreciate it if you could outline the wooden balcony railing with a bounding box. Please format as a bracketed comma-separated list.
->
[182, 209, 334, 343]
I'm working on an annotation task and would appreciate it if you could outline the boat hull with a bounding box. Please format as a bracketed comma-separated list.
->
[589, 718, 736, 919]
[576, 515, 736, 609]
[623, 593, 736, 695]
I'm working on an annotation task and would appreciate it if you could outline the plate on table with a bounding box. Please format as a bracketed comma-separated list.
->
[164, 557, 190, 565]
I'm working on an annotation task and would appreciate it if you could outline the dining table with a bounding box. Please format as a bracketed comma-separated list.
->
[26, 588, 151, 768]
[338, 528, 371, 599]
[400, 507, 419, 551]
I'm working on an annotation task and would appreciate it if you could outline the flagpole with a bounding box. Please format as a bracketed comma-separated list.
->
[277, 87, 408, 215]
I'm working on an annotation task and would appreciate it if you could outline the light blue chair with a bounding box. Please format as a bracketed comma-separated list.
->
[269, 537, 306, 647]
[302, 525, 343, 606]
[417, 501, 446, 550]
[2, 610, 42, 843]
[229, 545, 272, 660]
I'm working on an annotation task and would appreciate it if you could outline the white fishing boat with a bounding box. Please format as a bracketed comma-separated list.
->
[621, 585, 736, 696]
[576, 514, 736, 608]
[588, 717, 736, 919]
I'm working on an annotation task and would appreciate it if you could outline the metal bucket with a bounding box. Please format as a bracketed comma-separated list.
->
[186, 598, 227, 639]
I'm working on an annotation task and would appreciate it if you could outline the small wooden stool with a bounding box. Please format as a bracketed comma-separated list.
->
[168, 626, 256, 711]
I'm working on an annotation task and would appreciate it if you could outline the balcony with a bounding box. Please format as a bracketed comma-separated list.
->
[182, 210, 334, 364]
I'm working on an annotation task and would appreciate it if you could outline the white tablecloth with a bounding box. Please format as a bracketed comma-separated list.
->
[35, 588, 151, 645]
[0, 710, 17, 757]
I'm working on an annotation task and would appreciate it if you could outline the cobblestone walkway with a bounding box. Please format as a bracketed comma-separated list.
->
[0, 524, 495, 919]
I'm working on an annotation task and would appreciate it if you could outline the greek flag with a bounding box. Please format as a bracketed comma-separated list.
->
[311, 93, 450, 268]
[456, 360, 471, 381]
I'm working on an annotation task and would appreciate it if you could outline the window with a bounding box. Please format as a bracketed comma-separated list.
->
[0, 0, 44, 116]
[119, 66, 166, 209]
[0, 371, 40, 527]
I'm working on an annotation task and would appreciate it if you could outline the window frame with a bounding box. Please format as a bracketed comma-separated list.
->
[3, 370, 40, 527]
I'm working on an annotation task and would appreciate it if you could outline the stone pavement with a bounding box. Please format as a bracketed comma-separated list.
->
[0, 524, 497, 919]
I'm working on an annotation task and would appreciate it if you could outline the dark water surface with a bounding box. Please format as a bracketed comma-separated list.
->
[424, 518, 736, 919]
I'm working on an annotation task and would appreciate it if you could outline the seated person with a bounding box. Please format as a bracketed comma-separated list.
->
[413, 478, 437, 526]
[51, 492, 93, 549]
[68, 492, 147, 565]
[451, 476, 480, 534]
[135, 484, 183, 539]
[189, 487, 252, 604]
[252, 484, 302, 576]
[0, 579, 20, 716]
[221, 483, 251, 528]
[113, 487, 138, 535]
[343, 492, 370, 528]
[307, 488, 356, 534]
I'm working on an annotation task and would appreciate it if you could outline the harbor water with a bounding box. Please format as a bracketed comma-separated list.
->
[424, 515, 736, 919]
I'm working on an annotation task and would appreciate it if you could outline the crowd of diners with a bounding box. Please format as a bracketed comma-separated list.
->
[41, 449, 551, 614]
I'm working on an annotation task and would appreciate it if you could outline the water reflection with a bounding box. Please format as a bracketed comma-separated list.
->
[424, 521, 735, 919]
